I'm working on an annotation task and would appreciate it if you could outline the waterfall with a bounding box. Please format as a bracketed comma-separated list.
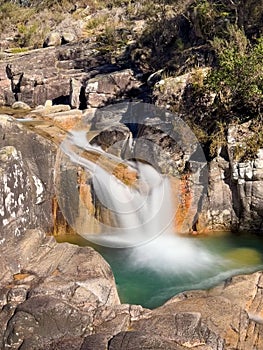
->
[56, 127, 219, 274]
[59, 129, 176, 247]
[54, 103, 263, 308]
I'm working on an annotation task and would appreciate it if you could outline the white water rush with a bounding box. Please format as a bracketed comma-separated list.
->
[56, 102, 217, 267]
[55, 103, 263, 308]
[58, 129, 176, 248]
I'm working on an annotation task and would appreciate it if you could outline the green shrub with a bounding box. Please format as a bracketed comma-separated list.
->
[206, 27, 263, 122]
[182, 26, 263, 159]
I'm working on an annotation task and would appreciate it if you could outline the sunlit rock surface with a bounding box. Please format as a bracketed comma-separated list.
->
[0, 117, 121, 349]
[0, 40, 263, 349]
[77, 271, 263, 350]
[1, 108, 263, 349]
[154, 71, 263, 234]
[0, 115, 56, 237]
[1, 38, 263, 234]
[0, 230, 120, 350]
[0, 42, 144, 110]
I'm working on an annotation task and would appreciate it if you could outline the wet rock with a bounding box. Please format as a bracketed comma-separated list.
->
[0, 115, 120, 348]
[90, 103, 129, 129]
[90, 124, 131, 156]
[51, 109, 83, 130]
[1, 110, 263, 350]
[86, 102, 208, 234]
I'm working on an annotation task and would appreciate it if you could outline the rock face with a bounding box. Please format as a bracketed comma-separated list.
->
[204, 123, 263, 233]
[2, 244, 262, 350]
[3, 41, 262, 233]
[43, 32, 62, 47]
[85, 69, 141, 108]
[0, 115, 56, 238]
[1, 100, 263, 349]
[0, 229, 120, 350]
[0, 116, 120, 349]
[0, 42, 144, 110]
[0, 6, 263, 349]
[127, 271, 263, 350]
[2, 40, 262, 235]
[54, 102, 208, 235]
[0, 43, 92, 107]
[50, 270, 263, 350]
[154, 71, 263, 234]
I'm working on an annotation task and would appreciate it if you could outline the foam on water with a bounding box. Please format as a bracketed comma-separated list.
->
[56, 126, 263, 309]
[129, 233, 217, 274]
[59, 129, 221, 278]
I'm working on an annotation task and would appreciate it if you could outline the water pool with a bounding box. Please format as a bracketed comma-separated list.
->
[56, 232, 263, 309]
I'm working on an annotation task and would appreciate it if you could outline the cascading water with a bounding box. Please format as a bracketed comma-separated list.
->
[58, 126, 217, 268]
[60, 129, 175, 245]
[55, 102, 263, 308]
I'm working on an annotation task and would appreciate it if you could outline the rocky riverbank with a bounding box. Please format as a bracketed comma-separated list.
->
[1, 97, 263, 349]
[1, 1, 263, 348]
[0, 226, 262, 349]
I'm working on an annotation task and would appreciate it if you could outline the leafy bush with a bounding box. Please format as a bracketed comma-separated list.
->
[206, 27, 263, 122]
[180, 26, 263, 159]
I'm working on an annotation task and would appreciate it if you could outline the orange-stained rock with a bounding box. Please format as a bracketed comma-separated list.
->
[170, 174, 210, 236]
[77, 168, 95, 215]
[52, 196, 76, 236]
[174, 174, 193, 234]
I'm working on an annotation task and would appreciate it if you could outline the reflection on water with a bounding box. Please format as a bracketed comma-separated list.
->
[56, 232, 263, 309]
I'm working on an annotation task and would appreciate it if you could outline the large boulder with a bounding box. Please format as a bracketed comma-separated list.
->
[0, 43, 97, 108]
[85, 69, 142, 108]
[0, 115, 56, 238]
[81, 271, 263, 350]
[0, 230, 120, 350]
[43, 32, 62, 47]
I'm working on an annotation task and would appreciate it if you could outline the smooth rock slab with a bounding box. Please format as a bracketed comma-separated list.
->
[1, 230, 120, 350]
